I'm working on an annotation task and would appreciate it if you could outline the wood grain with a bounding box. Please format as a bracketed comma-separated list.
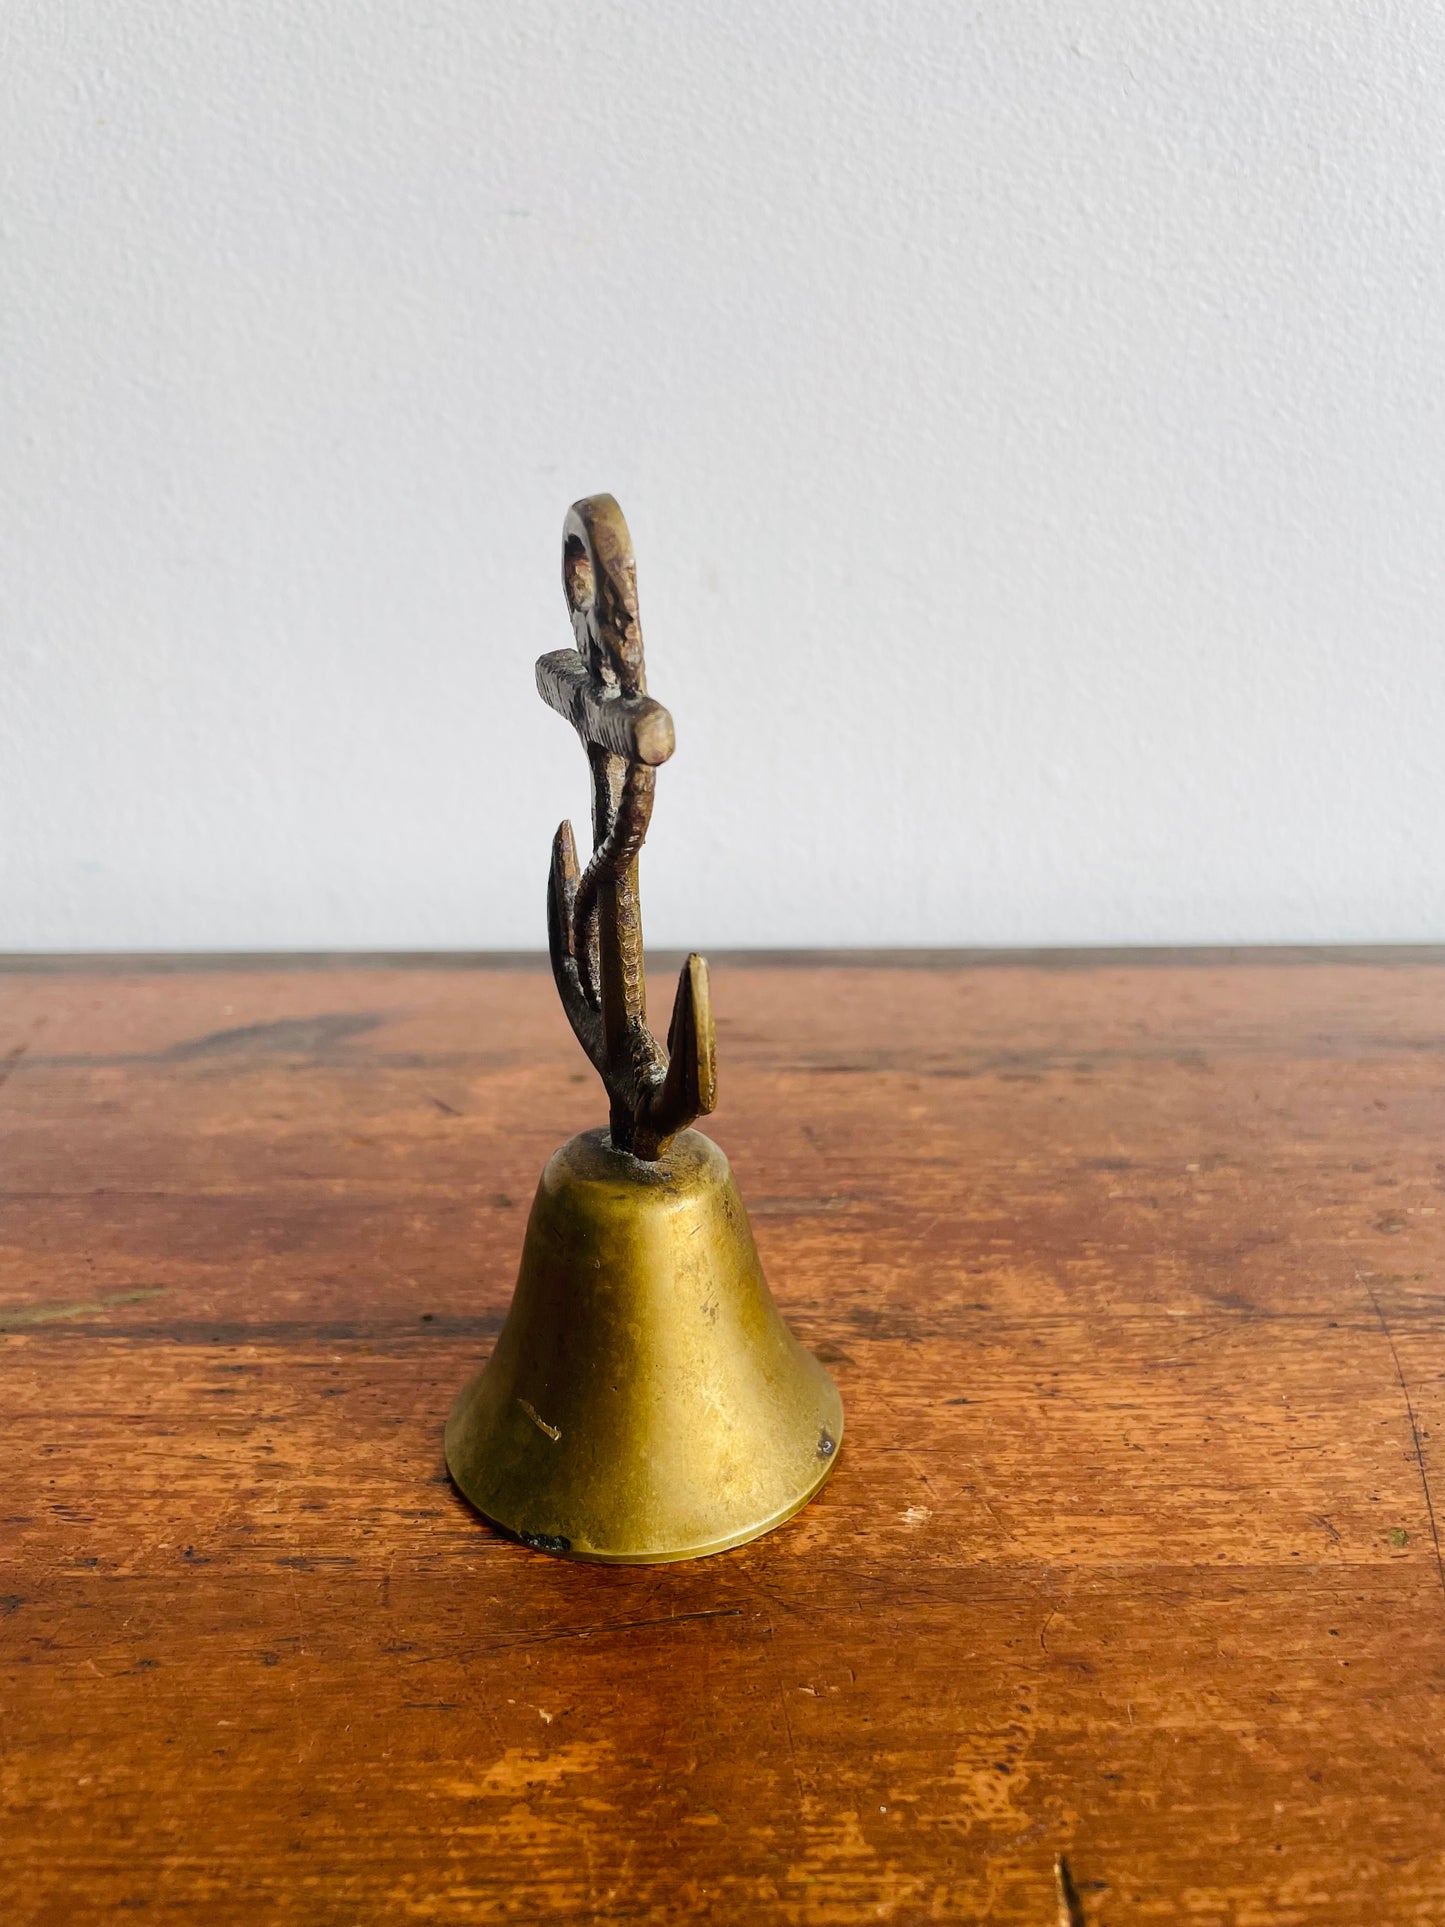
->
[2, 953, 1443, 1925]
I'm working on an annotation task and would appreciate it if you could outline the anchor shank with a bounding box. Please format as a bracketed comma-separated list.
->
[589, 747, 665, 1154]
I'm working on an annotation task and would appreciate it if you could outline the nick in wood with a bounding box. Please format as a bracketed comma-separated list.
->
[445, 494, 843, 1563]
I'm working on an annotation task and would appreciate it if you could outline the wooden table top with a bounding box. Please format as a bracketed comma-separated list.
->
[3, 951, 1443, 1925]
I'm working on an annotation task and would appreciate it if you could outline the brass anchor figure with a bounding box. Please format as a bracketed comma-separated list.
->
[445, 494, 843, 1563]
[539, 494, 714, 1160]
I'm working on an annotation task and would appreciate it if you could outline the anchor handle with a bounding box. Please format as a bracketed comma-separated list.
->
[540, 495, 717, 1159]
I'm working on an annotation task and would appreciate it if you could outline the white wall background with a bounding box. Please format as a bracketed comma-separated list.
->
[3, 0, 1443, 951]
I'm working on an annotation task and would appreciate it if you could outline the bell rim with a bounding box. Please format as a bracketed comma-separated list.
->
[444, 1417, 843, 1565]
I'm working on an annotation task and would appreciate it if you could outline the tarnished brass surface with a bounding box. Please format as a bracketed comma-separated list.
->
[446, 494, 842, 1561]
[445, 1129, 843, 1563]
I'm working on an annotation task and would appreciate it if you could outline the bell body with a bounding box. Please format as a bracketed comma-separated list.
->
[445, 1128, 842, 1563]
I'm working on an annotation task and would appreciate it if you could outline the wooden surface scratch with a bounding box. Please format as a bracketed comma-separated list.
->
[2, 954, 1444, 1924]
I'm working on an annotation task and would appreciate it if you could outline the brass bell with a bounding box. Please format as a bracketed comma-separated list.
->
[445, 494, 842, 1562]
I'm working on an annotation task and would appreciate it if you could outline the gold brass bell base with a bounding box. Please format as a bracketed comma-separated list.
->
[445, 1128, 842, 1564]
